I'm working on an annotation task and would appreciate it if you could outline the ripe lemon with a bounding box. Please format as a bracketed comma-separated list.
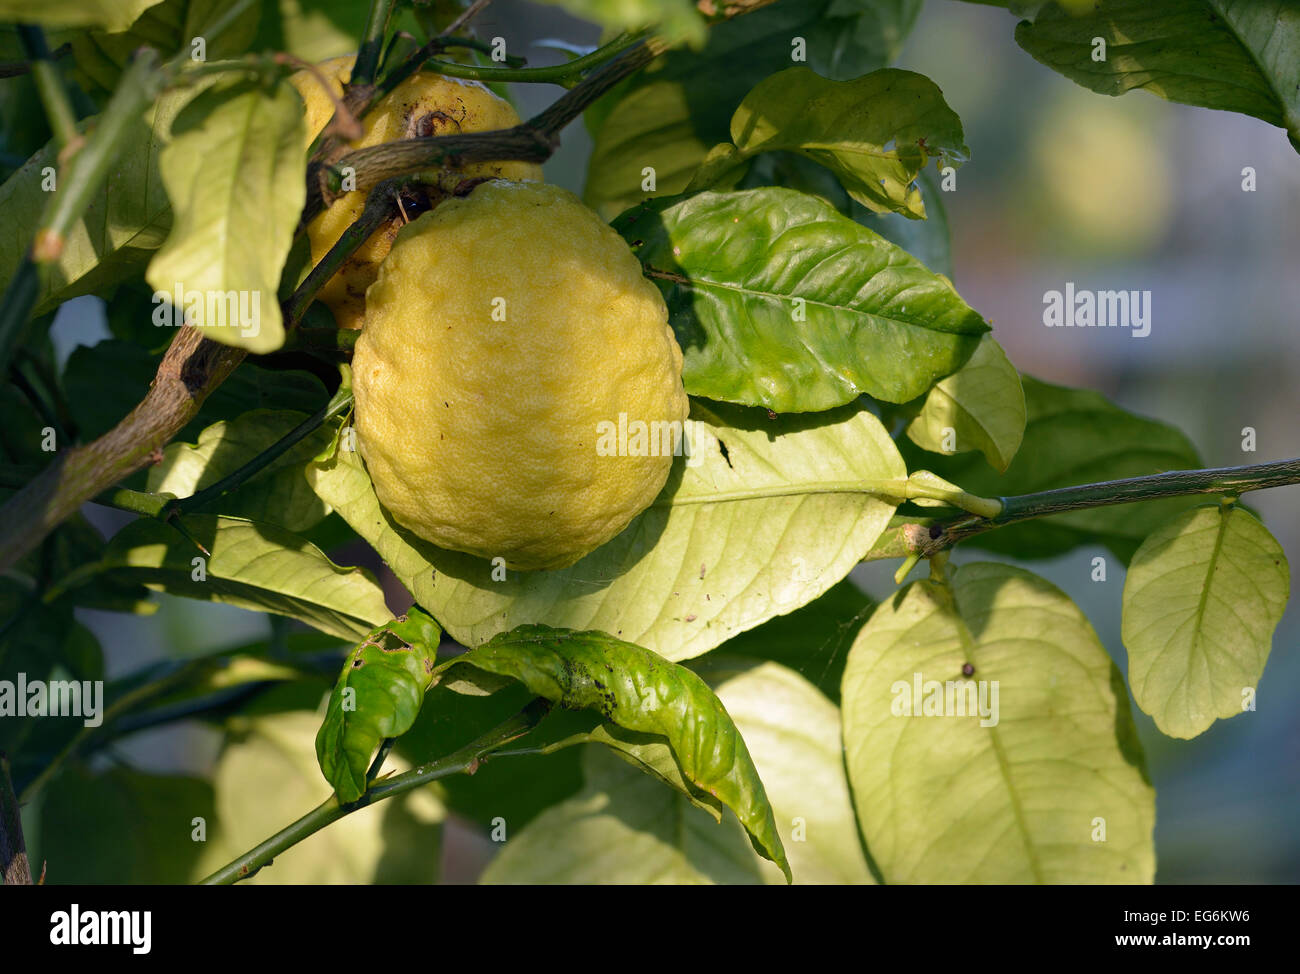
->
[352, 181, 690, 571]
[289, 56, 543, 330]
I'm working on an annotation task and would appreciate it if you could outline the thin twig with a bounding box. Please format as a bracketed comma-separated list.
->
[198, 700, 549, 884]
[897, 457, 1300, 556]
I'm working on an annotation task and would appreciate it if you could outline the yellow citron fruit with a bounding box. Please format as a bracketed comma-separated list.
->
[288, 55, 543, 330]
[353, 181, 690, 571]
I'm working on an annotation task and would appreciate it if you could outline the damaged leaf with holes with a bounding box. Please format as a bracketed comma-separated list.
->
[433, 624, 791, 882]
[316, 608, 442, 803]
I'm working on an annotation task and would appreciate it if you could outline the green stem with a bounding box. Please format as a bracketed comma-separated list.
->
[198, 701, 549, 885]
[31, 52, 164, 266]
[0, 259, 39, 388]
[904, 457, 1300, 554]
[287, 178, 406, 322]
[17, 25, 79, 149]
[162, 391, 354, 519]
[423, 30, 648, 86]
[352, 0, 397, 87]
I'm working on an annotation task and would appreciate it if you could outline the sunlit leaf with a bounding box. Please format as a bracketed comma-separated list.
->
[615, 188, 987, 411]
[842, 561, 1155, 883]
[1122, 503, 1289, 739]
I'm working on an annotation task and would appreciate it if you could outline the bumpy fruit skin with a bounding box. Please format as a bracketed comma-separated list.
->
[288, 56, 543, 329]
[353, 181, 690, 571]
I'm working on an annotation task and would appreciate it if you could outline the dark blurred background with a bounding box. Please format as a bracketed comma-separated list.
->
[28, 0, 1300, 882]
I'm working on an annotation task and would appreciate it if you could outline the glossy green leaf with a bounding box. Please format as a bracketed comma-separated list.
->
[148, 409, 333, 532]
[1122, 504, 1289, 740]
[615, 188, 988, 411]
[583, 0, 923, 218]
[1015, 0, 1300, 146]
[900, 375, 1203, 560]
[842, 562, 1155, 883]
[195, 710, 444, 883]
[0, 0, 163, 32]
[54, 514, 389, 641]
[316, 608, 442, 803]
[437, 624, 790, 881]
[0, 86, 206, 315]
[308, 399, 905, 661]
[483, 657, 871, 884]
[853, 166, 954, 277]
[146, 78, 306, 354]
[692, 67, 967, 217]
[904, 335, 1026, 472]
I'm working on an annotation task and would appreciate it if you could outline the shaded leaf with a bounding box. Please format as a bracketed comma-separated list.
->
[195, 710, 444, 883]
[437, 623, 790, 881]
[1015, 0, 1300, 147]
[692, 67, 968, 217]
[615, 188, 988, 410]
[68, 0, 262, 98]
[54, 514, 389, 640]
[904, 335, 1026, 472]
[0, 0, 164, 32]
[308, 399, 905, 661]
[316, 608, 441, 803]
[1122, 503, 1289, 739]
[0, 85, 207, 314]
[39, 764, 214, 883]
[146, 78, 307, 353]
[584, 0, 923, 218]
[842, 561, 1155, 883]
[148, 409, 333, 532]
[484, 657, 870, 884]
[713, 577, 874, 704]
[537, 0, 705, 45]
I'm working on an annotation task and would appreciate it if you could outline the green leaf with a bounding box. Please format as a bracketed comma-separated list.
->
[437, 624, 790, 881]
[692, 67, 968, 218]
[483, 657, 871, 884]
[903, 335, 1026, 472]
[853, 166, 954, 277]
[68, 0, 262, 99]
[583, 0, 923, 218]
[54, 514, 389, 641]
[714, 577, 874, 704]
[38, 764, 215, 883]
[0, 0, 164, 32]
[537, 0, 705, 46]
[900, 375, 1203, 561]
[0, 86, 206, 315]
[308, 399, 905, 661]
[842, 562, 1155, 883]
[615, 188, 988, 411]
[148, 409, 333, 532]
[1014, 0, 1300, 147]
[146, 78, 307, 354]
[316, 608, 442, 803]
[1121, 503, 1289, 740]
[195, 710, 444, 883]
